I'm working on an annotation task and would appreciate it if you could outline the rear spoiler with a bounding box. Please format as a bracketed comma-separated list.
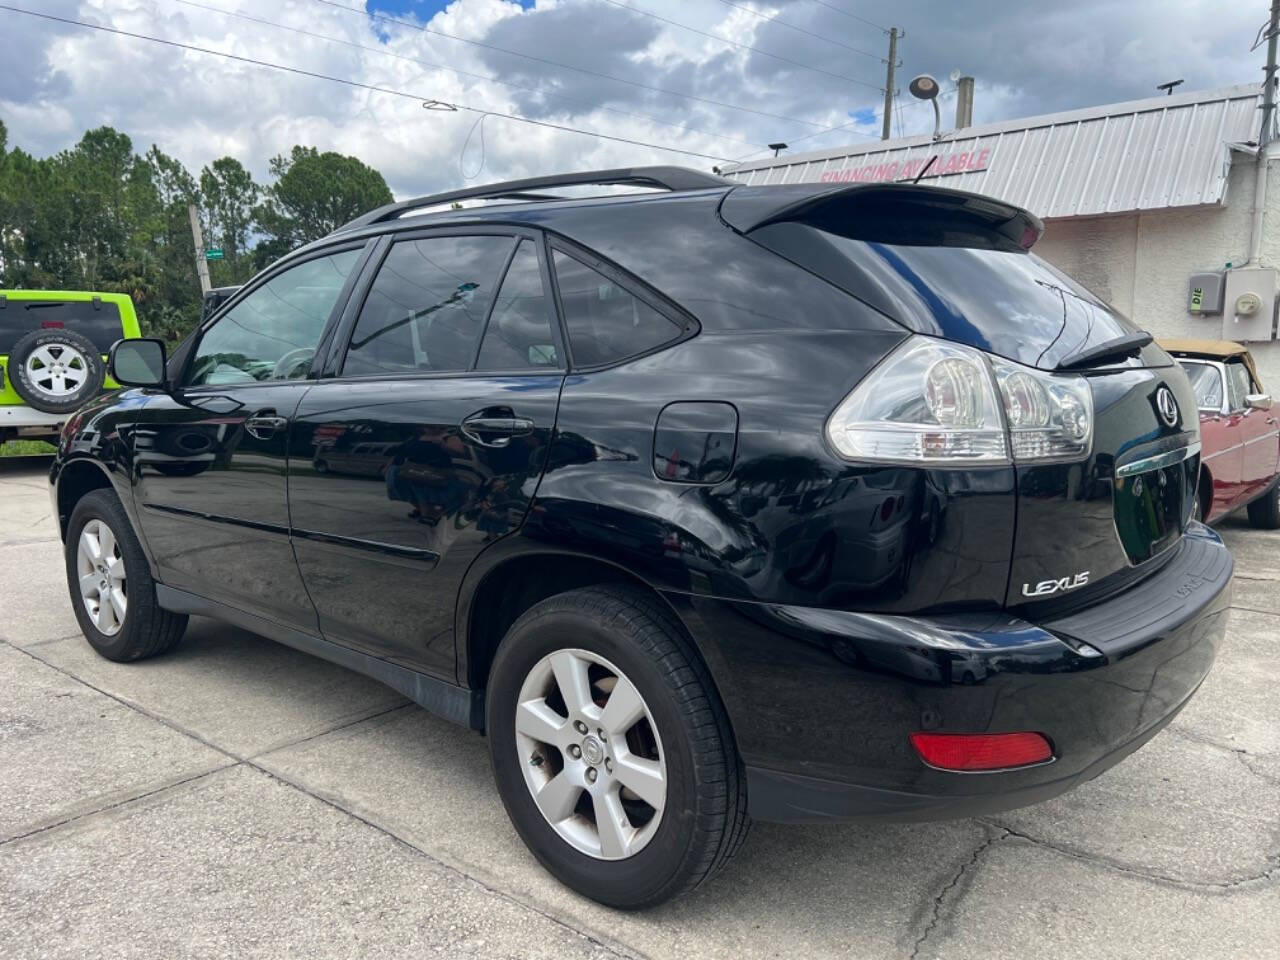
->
[720, 182, 1044, 252]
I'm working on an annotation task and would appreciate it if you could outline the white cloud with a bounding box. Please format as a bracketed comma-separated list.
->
[0, 0, 1268, 199]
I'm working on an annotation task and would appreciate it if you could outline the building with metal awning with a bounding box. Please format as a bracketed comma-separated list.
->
[724, 84, 1280, 383]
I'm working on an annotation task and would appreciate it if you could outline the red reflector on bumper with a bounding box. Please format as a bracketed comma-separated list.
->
[910, 732, 1053, 771]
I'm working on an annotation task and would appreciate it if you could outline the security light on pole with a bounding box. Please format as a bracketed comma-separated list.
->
[909, 74, 943, 140]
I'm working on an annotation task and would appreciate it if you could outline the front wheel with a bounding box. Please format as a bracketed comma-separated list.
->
[65, 489, 188, 662]
[1247, 478, 1280, 529]
[486, 585, 748, 909]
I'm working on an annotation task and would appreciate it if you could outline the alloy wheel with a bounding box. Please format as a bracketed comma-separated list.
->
[77, 519, 127, 636]
[515, 648, 667, 860]
[25, 343, 88, 398]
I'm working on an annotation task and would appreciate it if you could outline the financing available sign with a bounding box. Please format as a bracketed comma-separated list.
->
[818, 148, 993, 185]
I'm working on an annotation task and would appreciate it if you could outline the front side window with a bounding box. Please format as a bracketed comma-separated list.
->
[187, 249, 360, 386]
[343, 235, 514, 377]
[1179, 361, 1224, 411]
[551, 250, 682, 367]
[1226, 360, 1254, 412]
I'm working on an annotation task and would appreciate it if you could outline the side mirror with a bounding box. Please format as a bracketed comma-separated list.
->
[109, 338, 167, 388]
[1246, 393, 1273, 411]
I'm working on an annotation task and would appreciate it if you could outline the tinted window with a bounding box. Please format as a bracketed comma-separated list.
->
[1180, 361, 1224, 411]
[0, 299, 124, 354]
[475, 241, 559, 370]
[552, 250, 681, 366]
[769, 224, 1141, 370]
[187, 249, 360, 386]
[1226, 360, 1253, 411]
[344, 235, 513, 377]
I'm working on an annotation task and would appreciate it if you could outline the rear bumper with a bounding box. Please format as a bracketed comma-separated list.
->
[671, 523, 1232, 823]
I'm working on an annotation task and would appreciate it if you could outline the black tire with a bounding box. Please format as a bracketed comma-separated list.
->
[487, 585, 749, 909]
[1247, 479, 1280, 529]
[10, 328, 105, 414]
[65, 489, 187, 662]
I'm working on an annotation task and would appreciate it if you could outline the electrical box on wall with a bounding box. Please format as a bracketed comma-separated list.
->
[1188, 272, 1225, 315]
[1221, 267, 1277, 342]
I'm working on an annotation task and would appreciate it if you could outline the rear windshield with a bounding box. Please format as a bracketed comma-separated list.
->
[0, 299, 125, 354]
[751, 221, 1145, 370]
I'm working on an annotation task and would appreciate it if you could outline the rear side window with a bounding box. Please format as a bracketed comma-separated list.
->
[0, 299, 124, 354]
[475, 240, 559, 370]
[344, 235, 514, 376]
[551, 250, 682, 367]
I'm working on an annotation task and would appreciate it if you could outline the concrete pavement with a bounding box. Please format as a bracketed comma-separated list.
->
[1, 460, 1277, 959]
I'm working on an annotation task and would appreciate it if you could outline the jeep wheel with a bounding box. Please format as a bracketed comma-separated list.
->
[486, 585, 748, 909]
[65, 489, 188, 662]
[10, 328, 105, 414]
[1247, 478, 1280, 530]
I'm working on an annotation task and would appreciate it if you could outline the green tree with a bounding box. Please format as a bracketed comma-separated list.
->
[253, 145, 392, 265]
[199, 156, 258, 286]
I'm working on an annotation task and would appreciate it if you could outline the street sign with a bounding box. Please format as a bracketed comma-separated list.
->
[205, 248, 224, 261]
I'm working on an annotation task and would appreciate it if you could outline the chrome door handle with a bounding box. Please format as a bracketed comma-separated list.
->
[461, 412, 534, 448]
[245, 415, 288, 440]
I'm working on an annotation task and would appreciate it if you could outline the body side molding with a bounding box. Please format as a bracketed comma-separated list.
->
[155, 584, 483, 729]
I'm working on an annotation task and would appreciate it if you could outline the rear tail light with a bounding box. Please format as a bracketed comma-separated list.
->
[910, 731, 1053, 771]
[826, 335, 1093, 466]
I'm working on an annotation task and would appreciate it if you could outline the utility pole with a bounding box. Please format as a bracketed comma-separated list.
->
[188, 203, 211, 295]
[1249, 0, 1280, 264]
[955, 76, 975, 130]
[881, 27, 900, 141]
[1260, 0, 1280, 148]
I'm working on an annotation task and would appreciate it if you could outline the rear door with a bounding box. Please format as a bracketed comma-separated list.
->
[287, 229, 565, 677]
[132, 243, 369, 629]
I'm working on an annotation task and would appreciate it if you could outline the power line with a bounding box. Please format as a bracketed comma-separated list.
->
[592, 0, 883, 90]
[806, 0, 890, 33]
[169, 0, 764, 151]
[311, 0, 840, 131]
[707, 0, 885, 61]
[0, 5, 735, 162]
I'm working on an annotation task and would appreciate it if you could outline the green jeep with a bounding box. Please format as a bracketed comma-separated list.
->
[1, 291, 140, 444]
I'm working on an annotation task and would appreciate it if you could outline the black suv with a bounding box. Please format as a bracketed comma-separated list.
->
[51, 167, 1232, 909]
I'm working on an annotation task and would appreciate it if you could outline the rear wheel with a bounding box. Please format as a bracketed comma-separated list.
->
[65, 489, 188, 662]
[1247, 479, 1280, 529]
[486, 585, 748, 909]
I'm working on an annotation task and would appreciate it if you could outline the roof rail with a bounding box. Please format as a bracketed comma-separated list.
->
[334, 166, 732, 234]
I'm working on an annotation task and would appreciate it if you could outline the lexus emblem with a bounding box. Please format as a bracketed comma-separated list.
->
[1156, 386, 1179, 427]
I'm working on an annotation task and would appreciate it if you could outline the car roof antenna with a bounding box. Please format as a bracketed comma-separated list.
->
[912, 155, 938, 184]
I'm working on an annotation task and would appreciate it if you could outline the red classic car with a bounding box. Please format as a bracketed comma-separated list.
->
[1162, 338, 1280, 527]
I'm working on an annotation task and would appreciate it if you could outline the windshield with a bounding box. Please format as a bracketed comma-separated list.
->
[1178, 360, 1224, 410]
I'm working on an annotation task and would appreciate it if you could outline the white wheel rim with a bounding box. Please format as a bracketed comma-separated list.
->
[77, 519, 127, 636]
[25, 343, 89, 397]
[515, 648, 667, 861]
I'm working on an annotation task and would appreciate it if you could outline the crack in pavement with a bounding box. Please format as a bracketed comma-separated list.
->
[978, 820, 1280, 891]
[0, 763, 238, 847]
[1168, 725, 1280, 786]
[909, 827, 1009, 960]
[5, 642, 641, 960]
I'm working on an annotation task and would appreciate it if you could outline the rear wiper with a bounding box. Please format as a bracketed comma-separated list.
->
[1055, 331, 1153, 371]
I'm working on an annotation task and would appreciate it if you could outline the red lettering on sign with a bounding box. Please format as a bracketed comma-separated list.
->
[817, 147, 993, 185]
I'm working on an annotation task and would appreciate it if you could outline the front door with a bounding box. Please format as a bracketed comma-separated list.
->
[1227, 357, 1280, 498]
[287, 232, 565, 677]
[133, 245, 368, 629]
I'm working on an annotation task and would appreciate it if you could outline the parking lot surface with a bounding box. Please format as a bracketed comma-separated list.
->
[2, 459, 1278, 959]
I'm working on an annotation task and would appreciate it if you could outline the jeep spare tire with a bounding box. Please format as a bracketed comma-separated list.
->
[10, 328, 105, 414]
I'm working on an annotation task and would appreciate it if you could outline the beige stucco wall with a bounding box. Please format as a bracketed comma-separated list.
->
[1035, 152, 1280, 387]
